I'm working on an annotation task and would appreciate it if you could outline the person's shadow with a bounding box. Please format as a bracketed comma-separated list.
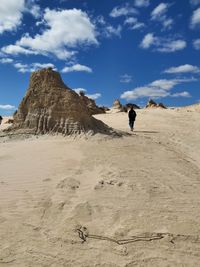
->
[133, 131, 159, 134]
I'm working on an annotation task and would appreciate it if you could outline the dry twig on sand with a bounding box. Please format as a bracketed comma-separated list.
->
[75, 226, 168, 245]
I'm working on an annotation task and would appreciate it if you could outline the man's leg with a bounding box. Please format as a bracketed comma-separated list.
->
[129, 119, 133, 131]
[132, 120, 135, 130]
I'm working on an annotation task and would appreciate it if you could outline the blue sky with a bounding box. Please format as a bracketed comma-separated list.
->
[0, 0, 200, 115]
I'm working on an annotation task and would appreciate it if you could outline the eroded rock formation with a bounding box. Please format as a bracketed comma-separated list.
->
[112, 99, 123, 110]
[79, 92, 106, 115]
[146, 99, 167, 109]
[10, 68, 114, 135]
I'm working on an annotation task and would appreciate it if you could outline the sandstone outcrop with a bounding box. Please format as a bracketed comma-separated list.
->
[146, 99, 167, 109]
[78, 92, 106, 115]
[112, 99, 123, 111]
[10, 68, 114, 136]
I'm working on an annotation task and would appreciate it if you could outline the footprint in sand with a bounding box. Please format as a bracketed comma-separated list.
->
[94, 179, 124, 190]
[56, 178, 80, 190]
[43, 178, 51, 182]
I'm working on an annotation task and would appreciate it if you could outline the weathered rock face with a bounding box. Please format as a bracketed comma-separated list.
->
[11, 68, 113, 135]
[79, 93, 105, 115]
[146, 99, 167, 109]
[110, 100, 140, 113]
[112, 99, 122, 110]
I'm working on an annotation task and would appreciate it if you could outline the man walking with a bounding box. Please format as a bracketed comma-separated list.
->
[128, 106, 136, 131]
[0, 115, 2, 125]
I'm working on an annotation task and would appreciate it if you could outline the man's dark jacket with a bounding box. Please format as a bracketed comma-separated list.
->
[128, 110, 136, 121]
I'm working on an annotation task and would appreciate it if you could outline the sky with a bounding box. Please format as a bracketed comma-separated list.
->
[0, 0, 200, 115]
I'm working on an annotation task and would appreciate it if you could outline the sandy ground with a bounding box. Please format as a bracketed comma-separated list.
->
[0, 109, 200, 266]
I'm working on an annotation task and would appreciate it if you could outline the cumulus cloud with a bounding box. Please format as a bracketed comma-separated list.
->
[61, 64, 92, 73]
[149, 79, 179, 90]
[124, 17, 145, 30]
[0, 0, 24, 34]
[2, 8, 98, 60]
[110, 3, 138, 18]
[0, 104, 15, 110]
[120, 74, 133, 83]
[151, 3, 169, 19]
[120, 78, 195, 100]
[140, 33, 186, 52]
[86, 93, 101, 100]
[193, 38, 200, 49]
[103, 25, 122, 38]
[151, 3, 173, 30]
[0, 0, 41, 34]
[0, 58, 13, 63]
[171, 91, 191, 97]
[25, 0, 41, 19]
[121, 87, 169, 100]
[157, 40, 187, 52]
[191, 8, 200, 28]
[140, 33, 156, 49]
[134, 0, 150, 8]
[1, 44, 40, 55]
[164, 64, 200, 74]
[95, 15, 122, 38]
[14, 62, 55, 73]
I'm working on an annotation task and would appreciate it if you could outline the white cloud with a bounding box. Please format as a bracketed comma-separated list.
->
[191, 8, 200, 28]
[150, 79, 179, 90]
[157, 40, 187, 52]
[164, 64, 200, 74]
[14, 62, 28, 73]
[134, 0, 150, 8]
[61, 64, 92, 73]
[190, 0, 200, 6]
[95, 15, 122, 38]
[140, 33, 156, 49]
[140, 34, 186, 52]
[120, 74, 133, 83]
[120, 78, 195, 100]
[14, 62, 55, 73]
[121, 87, 169, 100]
[151, 3, 169, 19]
[86, 93, 101, 100]
[110, 3, 138, 18]
[0, 58, 13, 63]
[0, 0, 24, 34]
[0, 0, 41, 34]
[0, 104, 15, 110]
[25, 0, 41, 19]
[2, 8, 98, 60]
[171, 91, 191, 97]
[1, 44, 40, 55]
[193, 38, 200, 49]
[73, 88, 101, 100]
[151, 3, 173, 30]
[124, 17, 145, 30]
[103, 25, 122, 38]
[132, 22, 145, 30]
[124, 17, 137, 24]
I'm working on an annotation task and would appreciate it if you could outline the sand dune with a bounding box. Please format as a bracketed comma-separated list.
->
[0, 109, 200, 266]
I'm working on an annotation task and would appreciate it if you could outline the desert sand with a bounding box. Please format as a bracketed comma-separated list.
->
[0, 108, 200, 266]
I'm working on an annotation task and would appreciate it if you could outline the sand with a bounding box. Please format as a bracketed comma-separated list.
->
[0, 109, 200, 266]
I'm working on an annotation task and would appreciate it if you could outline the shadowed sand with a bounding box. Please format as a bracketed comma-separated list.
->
[0, 108, 200, 266]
